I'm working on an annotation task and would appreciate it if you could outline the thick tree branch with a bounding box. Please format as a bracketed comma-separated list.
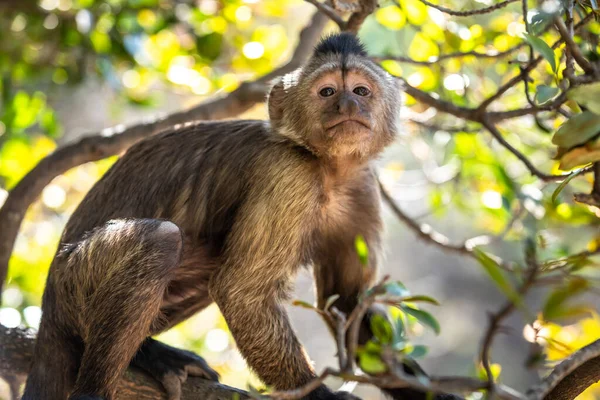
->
[304, 0, 346, 30]
[0, 10, 329, 297]
[0, 326, 250, 400]
[526, 339, 600, 400]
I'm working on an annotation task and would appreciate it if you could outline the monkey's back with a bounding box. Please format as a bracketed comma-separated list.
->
[61, 120, 306, 255]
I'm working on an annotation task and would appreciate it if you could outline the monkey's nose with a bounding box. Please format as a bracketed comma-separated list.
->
[337, 96, 360, 115]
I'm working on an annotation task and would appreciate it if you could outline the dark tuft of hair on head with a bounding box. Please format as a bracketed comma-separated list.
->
[313, 33, 367, 58]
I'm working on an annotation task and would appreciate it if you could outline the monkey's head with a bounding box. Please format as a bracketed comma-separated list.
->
[268, 33, 400, 161]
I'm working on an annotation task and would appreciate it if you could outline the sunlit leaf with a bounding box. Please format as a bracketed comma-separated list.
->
[552, 111, 600, 149]
[355, 234, 369, 266]
[358, 350, 387, 374]
[375, 5, 406, 30]
[559, 146, 600, 170]
[370, 314, 394, 344]
[568, 82, 600, 114]
[477, 363, 502, 381]
[408, 33, 439, 62]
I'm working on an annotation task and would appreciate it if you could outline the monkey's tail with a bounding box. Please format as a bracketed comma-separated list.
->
[22, 310, 81, 399]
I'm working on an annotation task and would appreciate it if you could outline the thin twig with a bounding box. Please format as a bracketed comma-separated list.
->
[480, 244, 539, 394]
[329, 307, 349, 371]
[373, 44, 526, 65]
[416, 0, 519, 16]
[478, 13, 595, 111]
[481, 119, 595, 182]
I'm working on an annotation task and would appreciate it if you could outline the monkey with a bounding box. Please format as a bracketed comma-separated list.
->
[21, 33, 458, 400]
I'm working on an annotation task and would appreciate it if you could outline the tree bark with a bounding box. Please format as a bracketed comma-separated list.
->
[0, 326, 249, 400]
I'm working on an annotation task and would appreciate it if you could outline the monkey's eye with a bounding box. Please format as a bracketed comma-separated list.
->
[319, 87, 336, 97]
[353, 86, 371, 96]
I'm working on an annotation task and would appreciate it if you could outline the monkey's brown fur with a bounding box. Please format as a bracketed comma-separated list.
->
[22, 34, 449, 400]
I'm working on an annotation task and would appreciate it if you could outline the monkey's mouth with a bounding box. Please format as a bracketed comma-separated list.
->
[325, 118, 371, 131]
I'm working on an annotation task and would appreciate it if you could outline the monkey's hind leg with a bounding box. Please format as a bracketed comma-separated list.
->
[131, 338, 219, 400]
[67, 219, 184, 400]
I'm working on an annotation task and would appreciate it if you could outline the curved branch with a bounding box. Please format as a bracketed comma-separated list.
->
[416, 0, 519, 16]
[526, 339, 600, 400]
[0, 10, 329, 297]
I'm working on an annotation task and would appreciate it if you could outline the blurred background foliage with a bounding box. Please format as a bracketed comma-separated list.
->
[0, 0, 599, 398]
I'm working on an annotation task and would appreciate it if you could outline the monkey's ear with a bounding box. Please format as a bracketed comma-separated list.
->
[267, 78, 286, 122]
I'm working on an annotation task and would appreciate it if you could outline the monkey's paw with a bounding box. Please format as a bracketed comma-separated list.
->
[131, 340, 219, 400]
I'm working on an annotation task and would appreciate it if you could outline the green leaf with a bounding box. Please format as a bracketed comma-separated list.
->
[355, 234, 369, 266]
[477, 363, 502, 381]
[473, 248, 523, 309]
[383, 281, 410, 297]
[292, 300, 316, 310]
[524, 34, 557, 72]
[399, 295, 440, 305]
[408, 345, 428, 358]
[370, 314, 394, 344]
[568, 82, 600, 114]
[535, 85, 560, 105]
[358, 351, 388, 374]
[392, 310, 406, 342]
[324, 294, 340, 311]
[552, 169, 582, 203]
[543, 278, 589, 321]
[552, 111, 600, 148]
[400, 305, 440, 335]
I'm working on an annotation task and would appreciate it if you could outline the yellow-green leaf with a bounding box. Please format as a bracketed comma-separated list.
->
[375, 5, 406, 30]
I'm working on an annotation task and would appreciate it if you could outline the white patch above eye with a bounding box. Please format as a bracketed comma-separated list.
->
[282, 69, 302, 90]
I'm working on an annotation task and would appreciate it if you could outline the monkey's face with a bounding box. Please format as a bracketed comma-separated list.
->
[308, 68, 380, 157]
[268, 50, 400, 161]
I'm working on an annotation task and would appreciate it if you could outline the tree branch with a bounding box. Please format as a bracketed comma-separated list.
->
[304, 0, 346, 30]
[374, 44, 526, 65]
[480, 246, 538, 394]
[0, 326, 250, 400]
[526, 339, 600, 400]
[0, 10, 330, 297]
[416, 0, 519, 16]
[553, 16, 596, 76]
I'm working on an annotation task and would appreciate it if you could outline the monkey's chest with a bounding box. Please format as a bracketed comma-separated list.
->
[317, 190, 353, 234]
